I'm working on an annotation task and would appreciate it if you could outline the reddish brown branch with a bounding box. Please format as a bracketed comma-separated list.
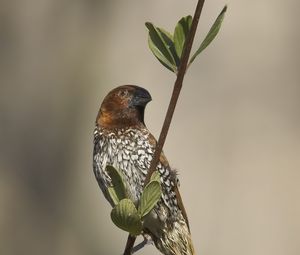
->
[123, 0, 206, 254]
[144, 0, 206, 185]
[123, 235, 137, 255]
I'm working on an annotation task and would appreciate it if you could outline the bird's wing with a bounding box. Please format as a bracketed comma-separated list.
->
[159, 153, 190, 230]
[148, 132, 190, 230]
[173, 182, 190, 230]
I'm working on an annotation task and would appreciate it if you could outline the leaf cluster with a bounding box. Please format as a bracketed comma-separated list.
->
[106, 165, 162, 236]
[146, 5, 227, 73]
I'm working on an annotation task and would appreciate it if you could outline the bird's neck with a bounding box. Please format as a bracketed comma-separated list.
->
[97, 109, 145, 129]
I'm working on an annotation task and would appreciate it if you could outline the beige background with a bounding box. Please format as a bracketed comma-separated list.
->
[0, 0, 299, 254]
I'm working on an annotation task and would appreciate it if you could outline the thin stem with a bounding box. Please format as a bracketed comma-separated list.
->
[123, 235, 136, 255]
[123, 0, 206, 254]
[144, 0, 205, 185]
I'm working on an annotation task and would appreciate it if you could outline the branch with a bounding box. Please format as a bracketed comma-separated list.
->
[123, 235, 137, 255]
[123, 0, 206, 254]
[144, 0, 205, 185]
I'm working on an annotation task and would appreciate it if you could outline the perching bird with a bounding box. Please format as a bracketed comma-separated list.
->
[93, 85, 195, 255]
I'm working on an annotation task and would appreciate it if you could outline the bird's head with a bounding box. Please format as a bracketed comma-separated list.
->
[97, 85, 152, 129]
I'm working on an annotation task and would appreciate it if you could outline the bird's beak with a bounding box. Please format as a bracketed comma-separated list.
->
[131, 87, 152, 107]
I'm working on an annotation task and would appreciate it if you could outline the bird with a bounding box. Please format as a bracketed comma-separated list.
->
[93, 85, 195, 255]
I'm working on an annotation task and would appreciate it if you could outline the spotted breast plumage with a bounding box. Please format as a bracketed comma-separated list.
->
[93, 85, 195, 255]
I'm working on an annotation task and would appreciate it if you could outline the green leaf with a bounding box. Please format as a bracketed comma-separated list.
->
[157, 27, 173, 42]
[174, 15, 192, 59]
[189, 5, 227, 66]
[138, 181, 162, 218]
[146, 22, 177, 73]
[107, 187, 120, 206]
[157, 27, 180, 67]
[111, 199, 142, 236]
[150, 171, 161, 183]
[106, 165, 127, 205]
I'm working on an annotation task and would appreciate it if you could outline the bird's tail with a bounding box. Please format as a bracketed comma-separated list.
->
[153, 214, 195, 255]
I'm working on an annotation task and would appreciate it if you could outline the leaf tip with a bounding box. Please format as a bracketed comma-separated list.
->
[222, 5, 228, 14]
[145, 22, 152, 30]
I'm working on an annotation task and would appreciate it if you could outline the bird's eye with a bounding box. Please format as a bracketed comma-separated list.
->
[118, 90, 128, 98]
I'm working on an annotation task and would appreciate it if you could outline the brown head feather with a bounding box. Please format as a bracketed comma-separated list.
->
[96, 85, 152, 129]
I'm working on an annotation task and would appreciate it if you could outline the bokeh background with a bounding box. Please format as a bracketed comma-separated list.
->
[0, 0, 299, 254]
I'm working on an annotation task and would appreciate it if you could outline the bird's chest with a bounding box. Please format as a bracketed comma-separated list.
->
[95, 128, 154, 202]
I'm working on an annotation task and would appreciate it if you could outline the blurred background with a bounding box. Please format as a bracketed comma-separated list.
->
[0, 0, 299, 254]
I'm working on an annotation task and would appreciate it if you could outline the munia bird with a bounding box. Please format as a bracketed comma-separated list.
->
[93, 85, 195, 255]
